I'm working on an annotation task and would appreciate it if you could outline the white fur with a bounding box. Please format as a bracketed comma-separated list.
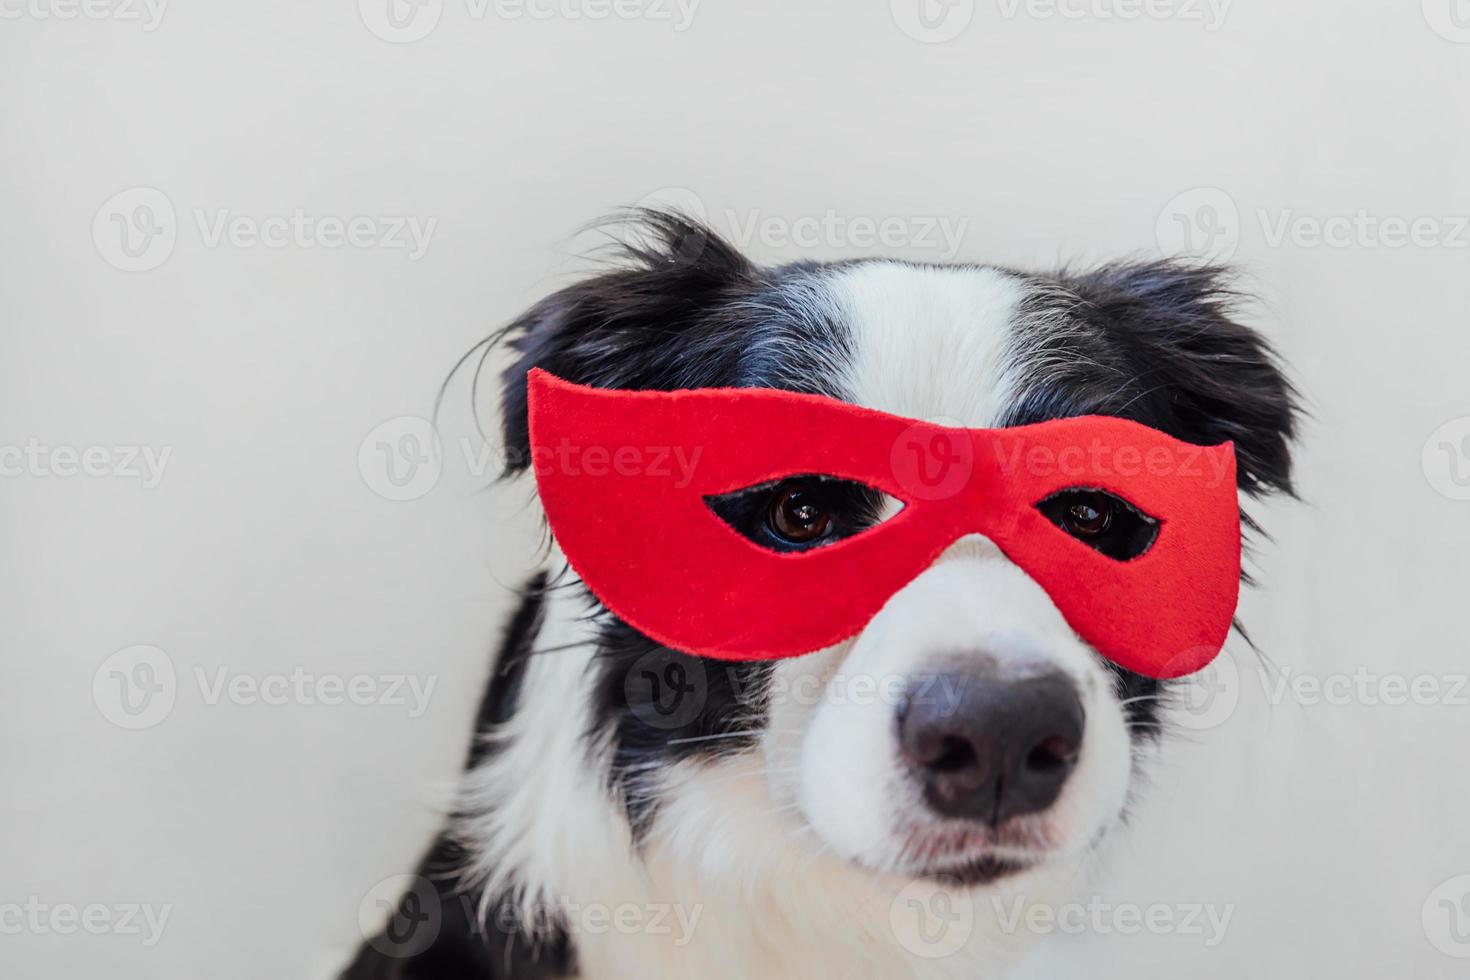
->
[457, 263, 1141, 978]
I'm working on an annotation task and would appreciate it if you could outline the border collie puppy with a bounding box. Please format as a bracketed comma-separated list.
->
[344, 211, 1296, 979]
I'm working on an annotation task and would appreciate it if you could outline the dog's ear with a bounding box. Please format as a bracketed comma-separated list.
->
[494, 210, 756, 476]
[1046, 261, 1300, 498]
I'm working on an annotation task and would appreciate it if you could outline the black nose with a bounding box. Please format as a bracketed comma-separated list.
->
[898, 669, 1084, 825]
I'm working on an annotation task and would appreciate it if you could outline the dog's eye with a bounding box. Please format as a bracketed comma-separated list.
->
[1037, 489, 1158, 561]
[1062, 494, 1111, 537]
[706, 476, 893, 553]
[767, 483, 832, 544]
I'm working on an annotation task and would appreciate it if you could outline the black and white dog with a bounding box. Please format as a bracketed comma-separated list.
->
[344, 211, 1296, 979]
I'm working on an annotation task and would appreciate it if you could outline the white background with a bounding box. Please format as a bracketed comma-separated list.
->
[5, 1, 1470, 976]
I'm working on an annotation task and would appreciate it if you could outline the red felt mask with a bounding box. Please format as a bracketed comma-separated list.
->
[526, 369, 1239, 679]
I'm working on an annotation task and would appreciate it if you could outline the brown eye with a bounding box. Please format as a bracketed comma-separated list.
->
[767, 483, 833, 543]
[1062, 493, 1113, 537]
[1037, 488, 1159, 561]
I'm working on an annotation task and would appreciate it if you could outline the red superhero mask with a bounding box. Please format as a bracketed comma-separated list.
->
[526, 369, 1240, 679]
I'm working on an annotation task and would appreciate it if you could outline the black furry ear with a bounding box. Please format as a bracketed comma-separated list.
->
[492, 209, 757, 476]
[1046, 261, 1300, 499]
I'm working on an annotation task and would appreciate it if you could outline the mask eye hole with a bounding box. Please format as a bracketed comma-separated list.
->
[707, 476, 897, 553]
[1037, 488, 1159, 561]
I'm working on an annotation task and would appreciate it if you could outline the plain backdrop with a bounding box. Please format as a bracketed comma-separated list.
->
[5, 1, 1470, 977]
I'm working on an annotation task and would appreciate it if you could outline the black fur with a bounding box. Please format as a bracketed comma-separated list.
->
[342, 575, 577, 980]
[1007, 262, 1297, 496]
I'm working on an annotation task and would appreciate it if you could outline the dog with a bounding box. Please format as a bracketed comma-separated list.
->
[343, 210, 1297, 979]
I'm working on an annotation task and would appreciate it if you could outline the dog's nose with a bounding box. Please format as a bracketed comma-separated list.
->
[898, 669, 1084, 824]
